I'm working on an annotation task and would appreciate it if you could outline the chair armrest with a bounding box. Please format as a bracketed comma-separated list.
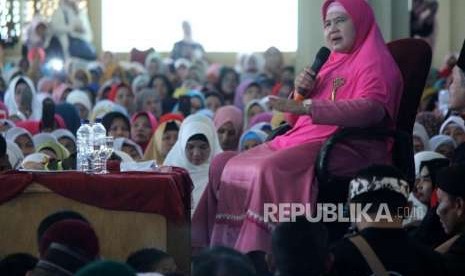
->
[315, 127, 414, 186]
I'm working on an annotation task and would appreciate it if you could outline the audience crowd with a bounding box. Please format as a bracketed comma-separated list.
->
[1, 0, 465, 275]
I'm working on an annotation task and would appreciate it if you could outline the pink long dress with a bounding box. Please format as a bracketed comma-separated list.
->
[200, 0, 403, 254]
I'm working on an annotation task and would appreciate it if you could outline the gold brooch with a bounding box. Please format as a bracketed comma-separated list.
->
[331, 77, 346, 101]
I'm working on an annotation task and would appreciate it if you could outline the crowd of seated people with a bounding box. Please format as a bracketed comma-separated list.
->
[2, 0, 465, 274]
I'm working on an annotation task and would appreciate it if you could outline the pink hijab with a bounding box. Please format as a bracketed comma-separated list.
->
[52, 83, 71, 103]
[37, 77, 55, 94]
[272, 0, 403, 149]
[213, 105, 243, 136]
[130, 111, 159, 150]
[248, 112, 273, 130]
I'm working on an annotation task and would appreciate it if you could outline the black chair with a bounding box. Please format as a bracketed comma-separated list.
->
[268, 38, 432, 240]
[316, 38, 432, 240]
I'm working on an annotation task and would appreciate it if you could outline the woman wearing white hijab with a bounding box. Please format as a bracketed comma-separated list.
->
[413, 122, 430, 153]
[6, 141, 24, 169]
[66, 90, 92, 120]
[164, 114, 223, 214]
[113, 137, 143, 161]
[439, 115, 465, 146]
[4, 76, 42, 121]
[429, 134, 457, 161]
[5, 127, 35, 157]
[52, 128, 77, 154]
[32, 133, 58, 150]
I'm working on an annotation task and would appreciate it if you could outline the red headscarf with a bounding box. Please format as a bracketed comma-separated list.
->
[15, 115, 67, 135]
[159, 113, 185, 124]
[108, 83, 132, 102]
[39, 219, 99, 260]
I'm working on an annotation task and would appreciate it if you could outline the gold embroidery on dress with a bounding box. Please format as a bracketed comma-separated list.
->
[331, 77, 346, 101]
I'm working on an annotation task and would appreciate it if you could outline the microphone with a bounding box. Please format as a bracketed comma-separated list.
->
[294, 47, 331, 101]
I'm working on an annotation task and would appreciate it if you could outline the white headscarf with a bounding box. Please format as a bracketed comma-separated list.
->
[4, 76, 42, 120]
[33, 133, 58, 149]
[429, 134, 457, 151]
[439, 116, 465, 135]
[243, 99, 269, 130]
[414, 151, 446, 178]
[90, 100, 128, 122]
[131, 74, 150, 94]
[163, 114, 223, 213]
[6, 141, 24, 169]
[66, 90, 92, 114]
[113, 137, 143, 159]
[413, 122, 430, 151]
[20, 152, 49, 170]
[5, 127, 33, 144]
[52, 129, 76, 143]
[114, 149, 134, 162]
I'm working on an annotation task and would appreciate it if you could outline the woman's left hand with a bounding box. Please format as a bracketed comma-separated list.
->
[268, 96, 310, 115]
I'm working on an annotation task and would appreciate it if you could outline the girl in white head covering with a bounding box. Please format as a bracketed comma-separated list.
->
[66, 90, 93, 120]
[113, 137, 143, 161]
[4, 76, 42, 121]
[413, 122, 430, 153]
[90, 99, 128, 122]
[429, 134, 457, 161]
[32, 133, 58, 149]
[20, 152, 50, 170]
[5, 127, 35, 157]
[6, 141, 24, 169]
[132, 74, 151, 95]
[52, 129, 77, 154]
[243, 99, 268, 131]
[439, 115, 465, 146]
[164, 114, 223, 213]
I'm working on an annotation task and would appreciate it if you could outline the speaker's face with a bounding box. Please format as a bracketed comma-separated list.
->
[323, 11, 356, 53]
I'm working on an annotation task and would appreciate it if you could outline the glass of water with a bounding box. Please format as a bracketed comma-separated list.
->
[98, 136, 114, 174]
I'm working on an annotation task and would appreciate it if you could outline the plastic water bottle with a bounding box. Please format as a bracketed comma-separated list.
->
[91, 118, 107, 173]
[438, 89, 449, 117]
[76, 120, 92, 172]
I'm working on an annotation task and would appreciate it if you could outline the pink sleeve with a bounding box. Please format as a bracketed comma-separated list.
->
[311, 98, 386, 127]
[285, 113, 300, 127]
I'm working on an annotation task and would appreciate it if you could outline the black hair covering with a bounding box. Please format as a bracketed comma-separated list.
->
[126, 248, 170, 273]
[437, 164, 465, 198]
[102, 111, 131, 135]
[0, 134, 6, 156]
[457, 39, 465, 71]
[164, 121, 179, 133]
[188, 133, 208, 143]
[419, 158, 450, 187]
[272, 217, 328, 276]
[0, 253, 38, 276]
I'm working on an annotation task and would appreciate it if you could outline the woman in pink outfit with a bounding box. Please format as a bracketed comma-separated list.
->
[194, 0, 403, 254]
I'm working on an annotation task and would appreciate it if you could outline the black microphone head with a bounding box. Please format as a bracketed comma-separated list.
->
[310, 47, 331, 75]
